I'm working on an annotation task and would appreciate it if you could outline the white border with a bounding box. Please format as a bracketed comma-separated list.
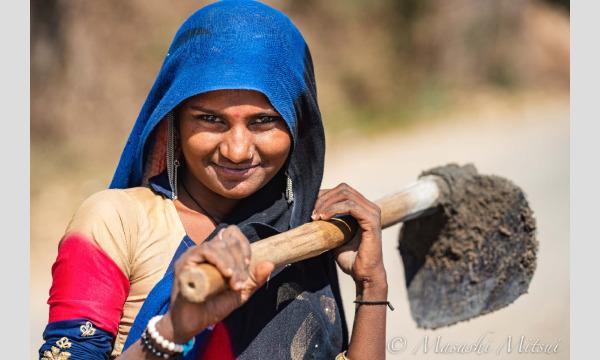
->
[10, 1, 599, 358]
[0, 0, 30, 357]
[572, 0, 599, 358]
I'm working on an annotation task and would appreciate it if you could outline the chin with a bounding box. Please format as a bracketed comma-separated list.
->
[212, 180, 261, 200]
[218, 189, 254, 200]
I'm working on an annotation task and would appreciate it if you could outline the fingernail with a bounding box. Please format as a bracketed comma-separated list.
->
[236, 281, 244, 290]
[244, 258, 250, 265]
[226, 268, 233, 276]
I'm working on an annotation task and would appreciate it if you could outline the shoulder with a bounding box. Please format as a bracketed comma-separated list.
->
[66, 187, 164, 229]
[73, 187, 159, 212]
[72, 188, 140, 212]
[64, 187, 168, 277]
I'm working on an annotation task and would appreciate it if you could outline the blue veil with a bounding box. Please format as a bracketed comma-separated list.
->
[114, 1, 348, 358]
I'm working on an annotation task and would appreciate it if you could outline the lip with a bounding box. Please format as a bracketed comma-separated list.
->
[212, 163, 259, 178]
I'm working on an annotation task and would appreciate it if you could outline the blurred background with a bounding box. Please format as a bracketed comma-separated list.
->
[31, 0, 569, 358]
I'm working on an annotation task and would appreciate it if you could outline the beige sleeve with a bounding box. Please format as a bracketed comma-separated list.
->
[65, 189, 141, 279]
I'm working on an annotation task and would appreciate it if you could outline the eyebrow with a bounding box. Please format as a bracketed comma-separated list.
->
[189, 105, 280, 117]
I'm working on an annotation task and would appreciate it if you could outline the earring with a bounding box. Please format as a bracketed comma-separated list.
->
[285, 171, 294, 204]
[166, 111, 179, 200]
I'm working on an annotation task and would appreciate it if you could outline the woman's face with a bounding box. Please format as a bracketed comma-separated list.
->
[177, 89, 292, 199]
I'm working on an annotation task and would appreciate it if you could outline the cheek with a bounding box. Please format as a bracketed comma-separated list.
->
[256, 131, 292, 165]
[180, 132, 219, 161]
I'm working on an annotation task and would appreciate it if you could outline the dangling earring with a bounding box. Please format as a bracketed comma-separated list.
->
[166, 111, 180, 200]
[285, 171, 294, 204]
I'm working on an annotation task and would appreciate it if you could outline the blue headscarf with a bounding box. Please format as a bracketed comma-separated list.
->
[115, 1, 348, 358]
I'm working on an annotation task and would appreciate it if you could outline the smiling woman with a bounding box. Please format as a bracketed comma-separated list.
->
[174, 89, 293, 257]
[38, 1, 389, 359]
[177, 90, 292, 205]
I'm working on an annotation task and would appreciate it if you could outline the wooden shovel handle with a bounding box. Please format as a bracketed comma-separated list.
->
[178, 176, 443, 303]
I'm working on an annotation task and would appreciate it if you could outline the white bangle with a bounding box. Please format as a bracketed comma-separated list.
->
[147, 315, 186, 353]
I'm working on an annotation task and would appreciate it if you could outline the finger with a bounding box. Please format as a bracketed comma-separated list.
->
[313, 183, 349, 215]
[213, 261, 273, 307]
[223, 226, 250, 267]
[173, 246, 206, 275]
[314, 184, 349, 208]
[318, 189, 331, 197]
[198, 242, 238, 283]
[238, 231, 252, 266]
[222, 226, 250, 287]
[222, 226, 251, 267]
[313, 183, 374, 219]
[319, 185, 379, 216]
[315, 188, 377, 221]
[312, 189, 332, 220]
[318, 200, 380, 233]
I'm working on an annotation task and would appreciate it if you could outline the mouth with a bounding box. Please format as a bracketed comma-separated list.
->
[212, 163, 259, 179]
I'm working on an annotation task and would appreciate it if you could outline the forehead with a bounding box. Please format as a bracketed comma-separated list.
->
[182, 89, 276, 112]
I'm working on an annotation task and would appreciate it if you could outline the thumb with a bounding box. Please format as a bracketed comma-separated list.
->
[251, 261, 275, 287]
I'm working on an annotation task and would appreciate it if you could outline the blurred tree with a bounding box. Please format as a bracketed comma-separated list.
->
[31, 0, 65, 77]
[31, 0, 66, 141]
[544, 0, 569, 12]
[30, 0, 569, 145]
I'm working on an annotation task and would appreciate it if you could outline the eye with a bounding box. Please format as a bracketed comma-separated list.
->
[253, 116, 281, 125]
[195, 114, 222, 124]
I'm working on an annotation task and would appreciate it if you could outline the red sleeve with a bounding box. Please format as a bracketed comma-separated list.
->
[48, 233, 131, 336]
[198, 322, 236, 359]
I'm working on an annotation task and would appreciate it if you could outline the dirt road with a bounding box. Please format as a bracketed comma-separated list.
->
[30, 97, 569, 358]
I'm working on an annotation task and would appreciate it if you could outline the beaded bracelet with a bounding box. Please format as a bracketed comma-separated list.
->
[353, 300, 395, 311]
[145, 315, 195, 357]
[141, 329, 177, 359]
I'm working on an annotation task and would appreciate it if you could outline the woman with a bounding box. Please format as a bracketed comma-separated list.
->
[39, 1, 389, 359]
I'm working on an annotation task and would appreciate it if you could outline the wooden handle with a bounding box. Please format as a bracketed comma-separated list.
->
[178, 175, 444, 303]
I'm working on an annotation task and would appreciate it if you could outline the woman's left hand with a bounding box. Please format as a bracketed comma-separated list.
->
[312, 183, 387, 289]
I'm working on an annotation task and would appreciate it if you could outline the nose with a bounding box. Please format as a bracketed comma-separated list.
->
[219, 126, 255, 164]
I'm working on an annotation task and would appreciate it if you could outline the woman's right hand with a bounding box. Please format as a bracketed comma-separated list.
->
[156, 225, 274, 344]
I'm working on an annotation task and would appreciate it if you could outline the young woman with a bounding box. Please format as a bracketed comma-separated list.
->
[39, 1, 389, 359]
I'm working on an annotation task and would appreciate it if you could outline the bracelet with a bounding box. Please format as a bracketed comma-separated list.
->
[141, 329, 177, 359]
[146, 315, 195, 356]
[353, 300, 395, 311]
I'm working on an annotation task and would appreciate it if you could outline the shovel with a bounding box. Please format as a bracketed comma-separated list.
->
[177, 163, 537, 329]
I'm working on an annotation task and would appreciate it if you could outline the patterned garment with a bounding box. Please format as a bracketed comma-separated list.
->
[39, 1, 349, 358]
